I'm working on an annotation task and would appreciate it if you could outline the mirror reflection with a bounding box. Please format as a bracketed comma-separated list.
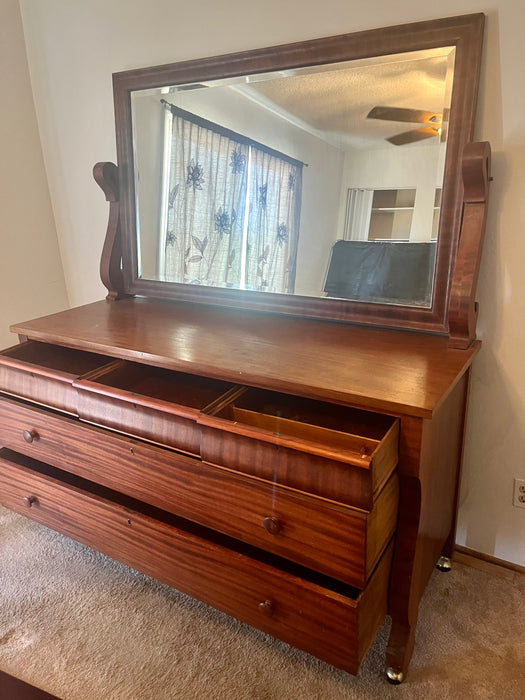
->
[131, 46, 455, 307]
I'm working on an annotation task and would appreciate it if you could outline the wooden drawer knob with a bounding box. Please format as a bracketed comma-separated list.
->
[23, 495, 38, 508]
[258, 600, 274, 617]
[263, 516, 282, 535]
[22, 429, 39, 444]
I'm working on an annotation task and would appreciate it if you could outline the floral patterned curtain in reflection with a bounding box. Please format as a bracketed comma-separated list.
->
[246, 148, 302, 294]
[164, 107, 248, 288]
[161, 103, 302, 293]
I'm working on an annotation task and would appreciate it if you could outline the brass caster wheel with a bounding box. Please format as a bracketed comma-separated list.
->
[436, 556, 452, 572]
[386, 667, 404, 685]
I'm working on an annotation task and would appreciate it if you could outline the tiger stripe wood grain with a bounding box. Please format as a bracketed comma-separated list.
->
[0, 341, 114, 415]
[0, 451, 393, 674]
[0, 396, 395, 587]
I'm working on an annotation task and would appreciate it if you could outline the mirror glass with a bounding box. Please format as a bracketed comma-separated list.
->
[130, 46, 455, 308]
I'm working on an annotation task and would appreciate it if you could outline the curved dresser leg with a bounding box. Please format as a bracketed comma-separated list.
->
[385, 619, 416, 685]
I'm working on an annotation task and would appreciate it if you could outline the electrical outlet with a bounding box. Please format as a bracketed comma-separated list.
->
[513, 478, 525, 508]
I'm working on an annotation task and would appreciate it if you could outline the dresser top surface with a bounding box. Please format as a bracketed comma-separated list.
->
[10, 298, 479, 418]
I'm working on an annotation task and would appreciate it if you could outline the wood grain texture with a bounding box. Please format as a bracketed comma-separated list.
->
[10, 297, 479, 418]
[201, 386, 394, 460]
[112, 14, 485, 335]
[0, 396, 393, 585]
[0, 394, 375, 511]
[93, 162, 127, 300]
[200, 407, 398, 510]
[386, 373, 470, 677]
[448, 142, 491, 348]
[0, 451, 393, 674]
[366, 473, 399, 576]
[75, 362, 235, 455]
[0, 341, 114, 415]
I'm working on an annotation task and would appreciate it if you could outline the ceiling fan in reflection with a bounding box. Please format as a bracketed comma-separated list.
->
[367, 106, 446, 145]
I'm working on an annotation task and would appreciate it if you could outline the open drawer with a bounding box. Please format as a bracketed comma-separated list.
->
[74, 361, 237, 455]
[0, 396, 396, 587]
[199, 387, 399, 511]
[0, 341, 115, 415]
[0, 447, 393, 674]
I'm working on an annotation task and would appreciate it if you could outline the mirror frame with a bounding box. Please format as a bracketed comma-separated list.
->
[112, 13, 485, 334]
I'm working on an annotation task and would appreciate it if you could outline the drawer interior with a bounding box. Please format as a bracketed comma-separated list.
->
[80, 361, 236, 411]
[0, 341, 112, 377]
[207, 387, 397, 454]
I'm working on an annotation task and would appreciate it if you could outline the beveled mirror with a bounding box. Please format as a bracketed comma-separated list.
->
[111, 13, 485, 333]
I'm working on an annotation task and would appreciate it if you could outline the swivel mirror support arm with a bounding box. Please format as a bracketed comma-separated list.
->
[447, 141, 491, 349]
[94, 161, 127, 300]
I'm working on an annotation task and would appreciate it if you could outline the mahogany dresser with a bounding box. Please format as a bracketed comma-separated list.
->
[0, 13, 489, 683]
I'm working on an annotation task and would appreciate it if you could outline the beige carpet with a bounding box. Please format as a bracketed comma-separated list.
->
[1, 504, 524, 700]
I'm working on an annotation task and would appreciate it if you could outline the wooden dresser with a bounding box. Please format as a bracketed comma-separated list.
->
[0, 13, 489, 683]
[0, 298, 477, 678]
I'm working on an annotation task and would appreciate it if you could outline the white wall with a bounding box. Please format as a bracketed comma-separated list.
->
[131, 93, 166, 280]
[17, 0, 525, 567]
[0, 0, 68, 349]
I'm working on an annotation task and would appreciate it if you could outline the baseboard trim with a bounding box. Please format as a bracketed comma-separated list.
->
[454, 545, 525, 579]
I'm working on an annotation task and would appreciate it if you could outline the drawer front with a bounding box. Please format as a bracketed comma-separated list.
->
[75, 365, 236, 456]
[189, 464, 398, 587]
[0, 341, 114, 415]
[200, 387, 399, 511]
[0, 397, 396, 587]
[0, 397, 210, 520]
[0, 451, 393, 674]
[77, 389, 202, 456]
[201, 425, 375, 510]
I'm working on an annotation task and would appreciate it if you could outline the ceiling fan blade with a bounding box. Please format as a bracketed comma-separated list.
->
[387, 126, 440, 146]
[367, 106, 442, 125]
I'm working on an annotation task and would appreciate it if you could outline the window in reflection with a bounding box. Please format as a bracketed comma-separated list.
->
[158, 102, 303, 293]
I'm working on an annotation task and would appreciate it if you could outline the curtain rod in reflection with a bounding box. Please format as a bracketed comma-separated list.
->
[160, 99, 307, 169]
